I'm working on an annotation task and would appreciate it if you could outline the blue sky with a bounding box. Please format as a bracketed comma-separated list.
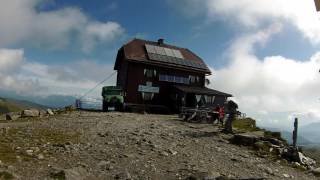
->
[21, 0, 320, 67]
[1, 0, 320, 129]
[21, 0, 239, 67]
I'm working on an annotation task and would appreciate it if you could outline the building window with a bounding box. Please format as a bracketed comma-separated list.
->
[175, 76, 182, 84]
[144, 69, 156, 78]
[159, 74, 167, 81]
[142, 92, 154, 101]
[207, 96, 215, 104]
[158, 74, 189, 84]
[189, 75, 200, 84]
[168, 75, 174, 82]
[189, 75, 196, 83]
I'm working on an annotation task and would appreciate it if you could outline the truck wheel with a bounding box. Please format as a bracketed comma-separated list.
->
[102, 102, 108, 112]
[115, 103, 124, 112]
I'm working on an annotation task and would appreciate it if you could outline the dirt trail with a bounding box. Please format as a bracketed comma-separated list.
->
[0, 111, 317, 179]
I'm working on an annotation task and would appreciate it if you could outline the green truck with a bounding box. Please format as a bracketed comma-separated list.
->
[101, 86, 124, 112]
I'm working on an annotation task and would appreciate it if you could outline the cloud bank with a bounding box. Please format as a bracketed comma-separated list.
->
[0, 49, 41, 93]
[208, 25, 320, 128]
[205, 0, 320, 44]
[0, 0, 124, 51]
[0, 0, 122, 98]
[188, 0, 320, 128]
[0, 48, 116, 97]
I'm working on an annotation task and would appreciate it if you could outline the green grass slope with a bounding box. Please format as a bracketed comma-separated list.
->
[0, 97, 48, 115]
[0, 97, 23, 114]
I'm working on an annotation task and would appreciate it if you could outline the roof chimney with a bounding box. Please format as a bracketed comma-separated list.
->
[158, 38, 164, 45]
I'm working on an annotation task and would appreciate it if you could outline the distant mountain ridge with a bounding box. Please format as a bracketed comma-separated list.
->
[0, 90, 76, 108]
[263, 124, 320, 146]
[0, 97, 48, 115]
[300, 122, 320, 145]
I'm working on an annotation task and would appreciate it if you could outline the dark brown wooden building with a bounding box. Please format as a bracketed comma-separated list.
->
[114, 38, 232, 112]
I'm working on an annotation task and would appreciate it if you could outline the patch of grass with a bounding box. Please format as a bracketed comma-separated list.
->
[264, 130, 281, 139]
[233, 118, 289, 148]
[263, 130, 287, 144]
[0, 171, 14, 180]
[0, 143, 17, 164]
[0, 127, 80, 164]
[232, 118, 261, 132]
[33, 128, 80, 144]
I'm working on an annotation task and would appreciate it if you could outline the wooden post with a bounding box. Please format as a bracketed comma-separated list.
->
[292, 118, 298, 148]
[315, 0, 320, 11]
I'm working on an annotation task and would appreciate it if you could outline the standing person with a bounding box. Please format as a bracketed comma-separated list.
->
[218, 105, 225, 125]
[211, 105, 220, 124]
[224, 100, 238, 133]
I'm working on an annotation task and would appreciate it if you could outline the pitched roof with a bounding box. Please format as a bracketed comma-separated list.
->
[174, 85, 232, 97]
[116, 38, 211, 74]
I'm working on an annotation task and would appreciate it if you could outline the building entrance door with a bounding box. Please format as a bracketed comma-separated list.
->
[185, 93, 197, 107]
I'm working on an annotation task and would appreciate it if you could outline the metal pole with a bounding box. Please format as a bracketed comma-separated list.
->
[292, 117, 298, 148]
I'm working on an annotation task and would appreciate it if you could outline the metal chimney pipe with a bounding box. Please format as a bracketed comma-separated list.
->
[158, 38, 164, 45]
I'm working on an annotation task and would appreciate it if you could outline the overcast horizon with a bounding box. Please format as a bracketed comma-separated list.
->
[1, 0, 320, 130]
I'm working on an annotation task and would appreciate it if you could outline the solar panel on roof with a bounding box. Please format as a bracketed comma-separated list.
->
[160, 55, 169, 63]
[178, 59, 185, 65]
[175, 58, 180, 64]
[154, 46, 165, 56]
[145, 44, 156, 54]
[167, 56, 174, 63]
[145, 44, 207, 70]
[172, 49, 184, 59]
[181, 60, 186, 65]
[146, 44, 184, 59]
[164, 48, 174, 57]
[149, 53, 156, 60]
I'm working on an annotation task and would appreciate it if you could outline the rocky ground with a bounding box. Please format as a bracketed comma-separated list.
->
[0, 111, 318, 180]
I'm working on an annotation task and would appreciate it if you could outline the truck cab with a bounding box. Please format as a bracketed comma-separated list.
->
[101, 86, 124, 111]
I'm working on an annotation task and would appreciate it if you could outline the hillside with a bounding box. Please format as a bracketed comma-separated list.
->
[0, 112, 317, 179]
[0, 90, 76, 108]
[0, 97, 48, 115]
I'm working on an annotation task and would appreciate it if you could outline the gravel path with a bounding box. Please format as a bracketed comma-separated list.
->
[0, 111, 317, 180]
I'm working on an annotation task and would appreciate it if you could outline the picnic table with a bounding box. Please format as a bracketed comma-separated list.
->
[179, 107, 219, 123]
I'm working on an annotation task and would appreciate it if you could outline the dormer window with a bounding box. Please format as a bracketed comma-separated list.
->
[144, 69, 156, 78]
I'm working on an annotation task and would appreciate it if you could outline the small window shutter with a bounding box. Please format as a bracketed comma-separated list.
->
[204, 95, 209, 103]
[195, 95, 201, 102]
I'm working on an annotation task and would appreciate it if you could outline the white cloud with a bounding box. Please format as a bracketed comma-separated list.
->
[208, 25, 320, 128]
[81, 22, 125, 52]
[180, 0, 320, 44]
[0, 0, 124, 51]
[0, 49, 24, 73]
[21, 60, 116, 96]
[0, 49, 42, 92]
[0, 48, 116, 97]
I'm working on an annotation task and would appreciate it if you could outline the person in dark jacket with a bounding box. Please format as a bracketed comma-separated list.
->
[224, 100, 238, 133]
